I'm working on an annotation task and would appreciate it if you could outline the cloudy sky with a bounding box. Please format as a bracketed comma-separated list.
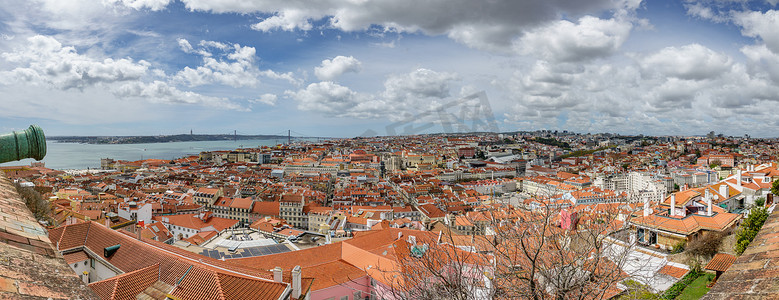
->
[1, 0, 778, 138]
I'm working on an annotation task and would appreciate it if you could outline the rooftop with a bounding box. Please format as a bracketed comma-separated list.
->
[0, 173, 96, 299]
[703, 208, 779, 299]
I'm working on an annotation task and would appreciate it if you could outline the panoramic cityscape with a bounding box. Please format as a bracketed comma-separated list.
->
[2, 0, 779, 299]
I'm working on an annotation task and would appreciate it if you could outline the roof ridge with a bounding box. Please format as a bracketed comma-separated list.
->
[84, 222, 91, 246]
[213, 271, 226, 300]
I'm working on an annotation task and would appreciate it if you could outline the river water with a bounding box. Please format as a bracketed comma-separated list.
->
[0, 139, 283, 170]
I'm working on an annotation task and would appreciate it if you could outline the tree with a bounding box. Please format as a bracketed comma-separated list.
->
[709, 159, 722, 169]
[772, 179, 779, 198]
[735, 205, 769, 255]
[685, 231, 725, 258]
[376, 199, 647, 300]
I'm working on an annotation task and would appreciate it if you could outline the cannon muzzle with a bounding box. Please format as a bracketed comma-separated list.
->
[0, 125, 46, 163]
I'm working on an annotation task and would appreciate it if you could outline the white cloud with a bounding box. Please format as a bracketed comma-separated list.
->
[251, 93, 278, 106]
[314, 56, 362, 81]
[251, 10, 314, 32]
[286, 81, 365, 116]
[639, 44, 733, 80]
[174, 39, 300, 87]
[287, 68, 460, 120]
[733, 9, 779, 54]
[0, 35, 247, 114]
[177, 0, 622, 51]
[382, 68, 459, 101]
[105, 0, 172, 11]
[741, 44, 779, 83]
[113, 80, 245, 110]
[177, 38, 194, 53]
[1, 35, 149, 90]
[685, 2, 729, 23]
[516, 16, 632, 62]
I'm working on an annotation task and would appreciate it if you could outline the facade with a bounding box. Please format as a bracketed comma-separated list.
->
[280, 194, 307, 229]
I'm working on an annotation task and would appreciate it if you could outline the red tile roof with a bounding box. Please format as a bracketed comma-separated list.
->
[89, 263, 160, 300]
[704, 253, 736, 272]
[50, 222, 292, 299]
[658, 264, 688, 279]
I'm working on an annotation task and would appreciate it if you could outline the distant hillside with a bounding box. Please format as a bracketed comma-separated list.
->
[49, 134, 293, 144]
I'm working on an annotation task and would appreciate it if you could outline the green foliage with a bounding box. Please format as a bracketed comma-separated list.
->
[620, 280, 661, 299]
[772, 179, 779, 197]
[735, 206, 769, 255]
[557, 146, 615, 159]
[532, 137, 571, 149]
[755, 197, 765, 207]
[676, 274, 714, 300]
[709, 159, 722, 169]
[670, 240, 686, 254]
[661, 270, 702, 300]
[674, 183, 680, 191]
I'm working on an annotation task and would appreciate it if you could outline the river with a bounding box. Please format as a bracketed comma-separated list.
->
[0, 139, 285, 170]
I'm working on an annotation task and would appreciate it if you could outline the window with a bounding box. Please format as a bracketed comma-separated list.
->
[353, 291, 362, 299]
[341, 296, 349, 300]
[90, 259, 95, 268]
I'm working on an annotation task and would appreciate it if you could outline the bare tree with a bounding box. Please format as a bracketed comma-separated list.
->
[14, 181, 51, 222]
[374, 192, 652, 300]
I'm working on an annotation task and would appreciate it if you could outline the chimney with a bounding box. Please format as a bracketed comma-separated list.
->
[292, 265, 302, 298]
[706, 189, 712, 216]
[643, 196, 651, 217]
[670, 194, 676, 216]
[719, 184, 728, 199]
[737, 169, 742, 186]
[104, 217, 110, 228]
[273, 267, 283, 283]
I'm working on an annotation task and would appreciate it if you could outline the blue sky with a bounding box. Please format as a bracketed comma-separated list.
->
[1, 0, 779, 137]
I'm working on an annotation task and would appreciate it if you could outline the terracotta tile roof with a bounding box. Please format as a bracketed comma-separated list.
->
[152, 213, 238, 232]
[88, 263, 160, 300]
[658, 264, 688, 279]
[703, 209, 779, 299]
[662, 189, 700, 208]
[631, 204, 740, 236]
[50, 221, 291, 299]
[251, 201, 280, 216]
[0, 173, 97, 299]
[63, 250, 89, 264]
[705, 253, 736, 272]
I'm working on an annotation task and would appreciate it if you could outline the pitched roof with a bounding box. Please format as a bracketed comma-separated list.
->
[88, 263, 160, 300]
[705, 253, 736, 272]
[0, 173, 97, 299]
[50, 222, 292, 300]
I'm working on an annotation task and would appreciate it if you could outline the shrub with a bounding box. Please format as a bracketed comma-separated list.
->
[686, 232, 724, 258]
[13, 182, 51, 222]
[662, 270, 701, 299]
[670, 240, 686, 254]
[734, 206, 769, 255]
